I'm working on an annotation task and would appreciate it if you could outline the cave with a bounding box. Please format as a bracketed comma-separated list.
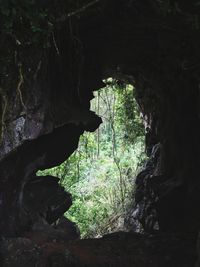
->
[0, 0, 200, 266]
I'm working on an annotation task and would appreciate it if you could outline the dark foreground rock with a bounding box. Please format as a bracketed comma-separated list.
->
[0, 232, 197, 267]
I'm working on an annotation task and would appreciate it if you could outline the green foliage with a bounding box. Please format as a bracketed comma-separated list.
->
[115, 83, 144, 144]
[38, 83, 146, 238]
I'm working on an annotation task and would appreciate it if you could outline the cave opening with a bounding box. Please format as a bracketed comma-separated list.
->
[1, 0, 200, 265]
[37, 79, 146, 238]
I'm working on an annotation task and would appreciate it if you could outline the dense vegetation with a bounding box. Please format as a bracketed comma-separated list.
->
[38, 81, 145, 238]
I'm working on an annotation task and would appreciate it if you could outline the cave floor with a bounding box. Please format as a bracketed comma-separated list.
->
[1, 231, 197, 267]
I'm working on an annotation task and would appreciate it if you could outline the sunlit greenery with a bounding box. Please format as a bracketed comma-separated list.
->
[38, 81, 145, 238]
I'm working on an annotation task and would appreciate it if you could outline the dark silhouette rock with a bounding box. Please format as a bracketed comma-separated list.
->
[23, 175, 72, 226]
[55, 216, 80, 240]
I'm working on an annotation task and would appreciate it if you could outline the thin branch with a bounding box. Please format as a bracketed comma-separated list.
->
[33, 60, 42, 81]
[97, 91, 100, 158]
[0, 88, 8, 144]
[52, 32, 60, 55]
[57, 0, 101, 22]
[17, 63, 26, 110]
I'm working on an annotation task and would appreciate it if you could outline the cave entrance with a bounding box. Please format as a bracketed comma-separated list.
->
[38, 79, 145, 238]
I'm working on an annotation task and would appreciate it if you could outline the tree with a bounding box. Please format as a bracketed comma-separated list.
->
[38, 81, 146, 237]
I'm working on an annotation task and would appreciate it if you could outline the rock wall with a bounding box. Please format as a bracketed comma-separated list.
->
[0, 16, 102, 235]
